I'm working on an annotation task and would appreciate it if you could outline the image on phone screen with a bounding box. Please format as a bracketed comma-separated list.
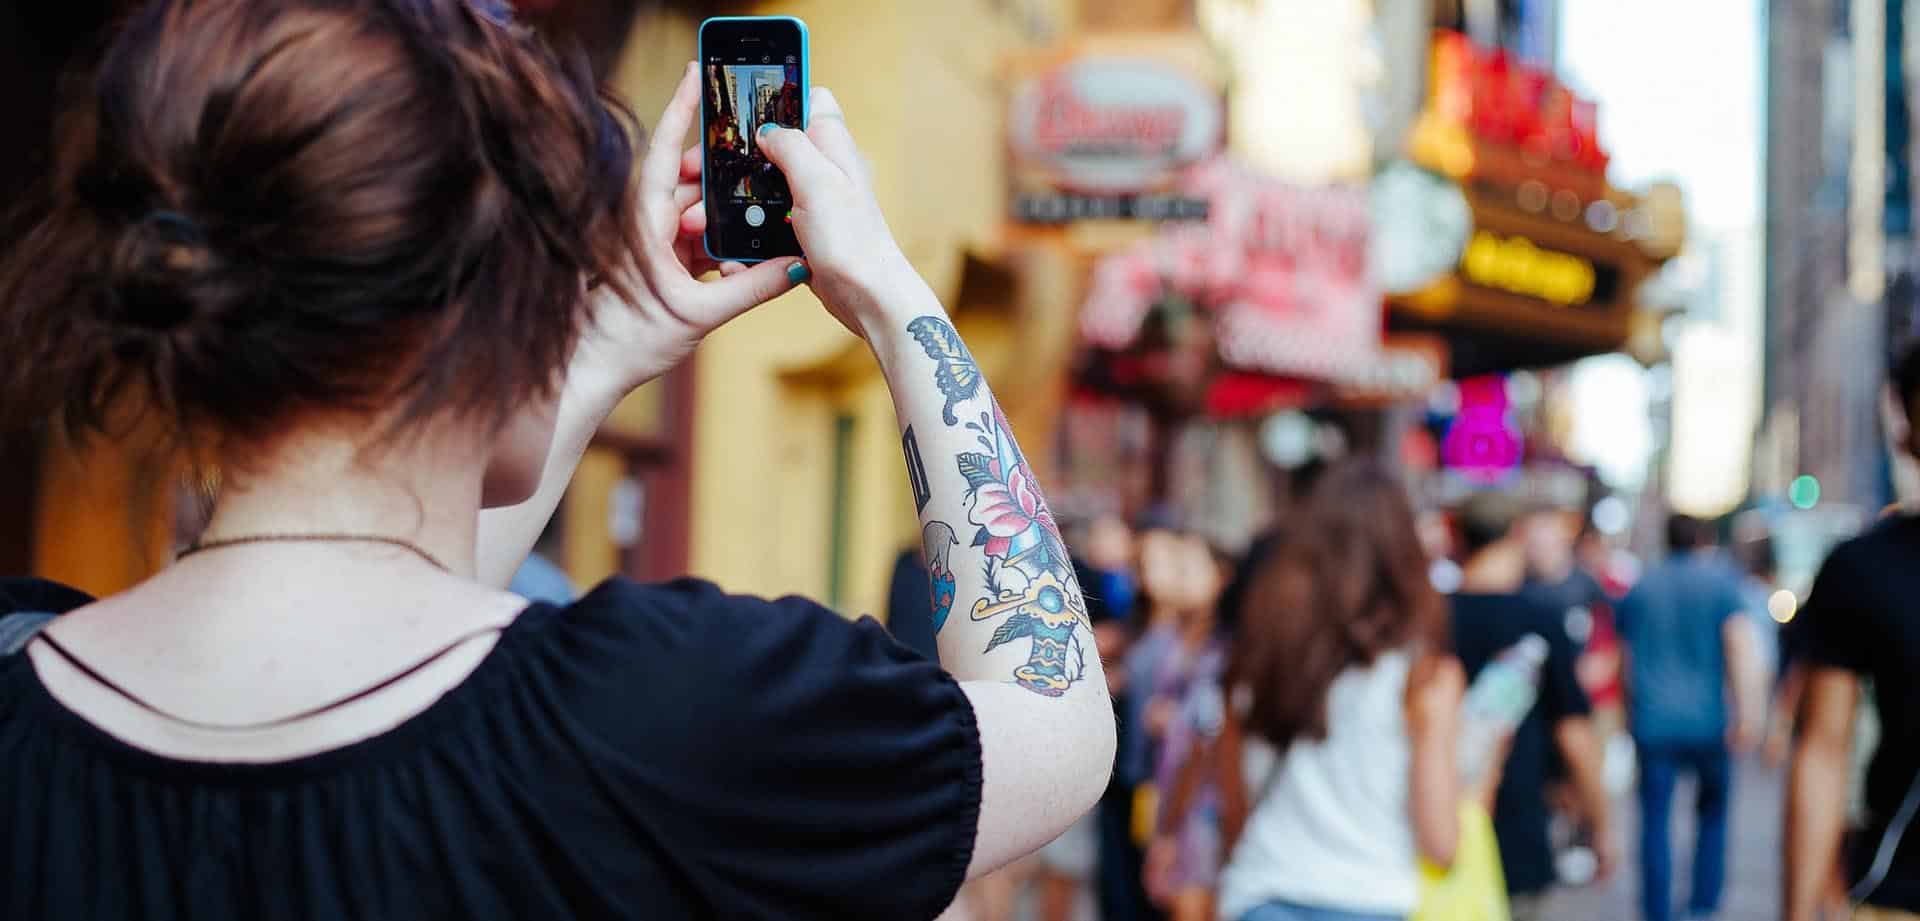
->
[704, 63, 800, 204]
[700, 18, 806, 261]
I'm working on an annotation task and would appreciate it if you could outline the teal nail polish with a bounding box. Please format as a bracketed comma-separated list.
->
[758, 122, 777, 138]
[786, 262, 811, 286]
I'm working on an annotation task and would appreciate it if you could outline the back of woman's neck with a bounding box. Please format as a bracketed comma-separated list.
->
[198, 428, 489, 577]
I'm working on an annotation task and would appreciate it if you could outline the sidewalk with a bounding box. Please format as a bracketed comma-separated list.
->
[1542, 756, 1783, 920]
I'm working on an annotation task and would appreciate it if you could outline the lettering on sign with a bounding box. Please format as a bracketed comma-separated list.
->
[1009, 55, 1224, 195]
[1460, 230, 1598, 307]
[1029, 79, 1187, 155]
[1013, 194, 1210, 223]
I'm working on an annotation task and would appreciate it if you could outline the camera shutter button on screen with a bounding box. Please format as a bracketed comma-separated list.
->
[745, 205, 766, 228]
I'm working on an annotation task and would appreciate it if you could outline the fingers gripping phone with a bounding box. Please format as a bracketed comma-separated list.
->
[699, 16, 808, 263]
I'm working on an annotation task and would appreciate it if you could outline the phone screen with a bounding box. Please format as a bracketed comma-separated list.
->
[700, 18, 806, 261]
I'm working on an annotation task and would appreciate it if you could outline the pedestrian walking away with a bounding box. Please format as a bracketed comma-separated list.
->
[1199, 462, 1469, 921]
[1449, 491, 1618, 921]
[1616, 514, 1764, 921]
[1785, 341, 1920, 921]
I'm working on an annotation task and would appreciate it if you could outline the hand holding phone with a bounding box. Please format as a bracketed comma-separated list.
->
[572, 63, 799, 397]
[699, 17, 808, 262]
[751, 91, 924, 339]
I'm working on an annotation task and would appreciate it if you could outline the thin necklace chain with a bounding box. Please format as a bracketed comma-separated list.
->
[180, 533, 450, 573]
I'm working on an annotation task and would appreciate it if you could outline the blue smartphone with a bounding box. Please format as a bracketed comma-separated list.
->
[698, 16, 809, 263]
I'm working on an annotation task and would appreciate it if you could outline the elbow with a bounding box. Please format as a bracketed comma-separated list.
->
[1086, 708, 1118, 799]
[1066, 703, 1117, 820]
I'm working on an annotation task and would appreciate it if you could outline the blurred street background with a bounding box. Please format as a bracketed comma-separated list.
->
[5, 0, 1917, 920]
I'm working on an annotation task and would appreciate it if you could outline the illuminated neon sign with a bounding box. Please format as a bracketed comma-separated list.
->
[1460, 230, 1597, 306]
[1442, 376, 1523, 483]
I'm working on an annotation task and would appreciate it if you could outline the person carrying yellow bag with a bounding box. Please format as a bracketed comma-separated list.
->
[1411, 800, 1511, 921]
[1156, 463, 1484, 921]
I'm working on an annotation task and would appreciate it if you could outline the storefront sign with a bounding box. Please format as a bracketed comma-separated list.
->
[1460, 230, 1600, 307]
[1442, 375, 1524, 483]
[1387, 187, 1655, 370]
[1334, 334, 1450, 406]
[1429, 31, 1607, 176]
[1081, 158, 1379, 385]
[1008, 46, 1224, 222]
[1385, 33, 1680, 376]
[1371, 161, 1473, 295]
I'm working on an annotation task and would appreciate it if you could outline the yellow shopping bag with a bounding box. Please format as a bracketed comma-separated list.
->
[1131, 784, 1159, 847]
[1411, 801, 1511, 921]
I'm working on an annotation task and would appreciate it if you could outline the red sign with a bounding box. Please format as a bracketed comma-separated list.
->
[1430, 31, 1608, 175]
[1081, 159, 1379, 384]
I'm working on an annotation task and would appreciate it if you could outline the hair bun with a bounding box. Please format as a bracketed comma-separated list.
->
[3, 0, 640, 446]
[110, 209, 215, 331]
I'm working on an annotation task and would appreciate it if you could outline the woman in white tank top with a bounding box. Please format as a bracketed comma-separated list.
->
[1160, 462, 1467, 921]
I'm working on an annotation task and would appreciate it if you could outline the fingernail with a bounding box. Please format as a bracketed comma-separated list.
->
[758, 122, 777, 138]
[786, 261, 810, 286]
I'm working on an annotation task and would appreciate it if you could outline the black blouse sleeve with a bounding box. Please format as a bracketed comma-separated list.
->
[551, 578, 982, 921]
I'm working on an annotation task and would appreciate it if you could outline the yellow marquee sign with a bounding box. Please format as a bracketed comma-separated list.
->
[1460, 230, 1598, 307]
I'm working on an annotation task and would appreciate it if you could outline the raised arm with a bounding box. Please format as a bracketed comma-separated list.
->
[477, 64, 798, 586]
[474, 358, 623, 587]
[757, 90, 1114, 879]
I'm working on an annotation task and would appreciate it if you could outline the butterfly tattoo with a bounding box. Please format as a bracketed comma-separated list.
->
[907, 316, 983, 425]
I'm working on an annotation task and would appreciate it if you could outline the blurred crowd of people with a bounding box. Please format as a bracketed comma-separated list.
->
[899, 342, 1920, 921]
[911, 456, 1799, 921]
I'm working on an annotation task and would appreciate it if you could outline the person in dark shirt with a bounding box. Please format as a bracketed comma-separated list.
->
[0, 3, 1116, 917]
[1519, 503, 1610, 638]
[1787, 342, 1920, 921]
[1450, 492, 1616, 921]
[1517, 504, 1609, 806]
[885, 547, 941, 662]
[1615, 515, 1762, 921]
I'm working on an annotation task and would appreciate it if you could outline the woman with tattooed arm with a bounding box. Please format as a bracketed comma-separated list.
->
[0, 2, 1110, 918]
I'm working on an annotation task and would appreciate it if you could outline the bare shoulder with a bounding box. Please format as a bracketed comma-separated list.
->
[1405, 651, 1465, 711]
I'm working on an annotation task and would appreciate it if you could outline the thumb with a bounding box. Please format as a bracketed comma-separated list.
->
[755, 125, 844, 204]
[687, 257, 806, 328]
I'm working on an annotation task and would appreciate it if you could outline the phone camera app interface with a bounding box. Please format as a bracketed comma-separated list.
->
[703, 61, 801, 213]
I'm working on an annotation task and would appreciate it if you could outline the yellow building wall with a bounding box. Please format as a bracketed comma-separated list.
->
[604, 1, 1072, 619]
[33, 439, 175, 598]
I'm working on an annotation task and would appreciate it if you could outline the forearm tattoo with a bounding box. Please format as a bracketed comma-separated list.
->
[903, 425, 932, 513]
[923, 521, 958, 634]
[905, 315, 1088, 697]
